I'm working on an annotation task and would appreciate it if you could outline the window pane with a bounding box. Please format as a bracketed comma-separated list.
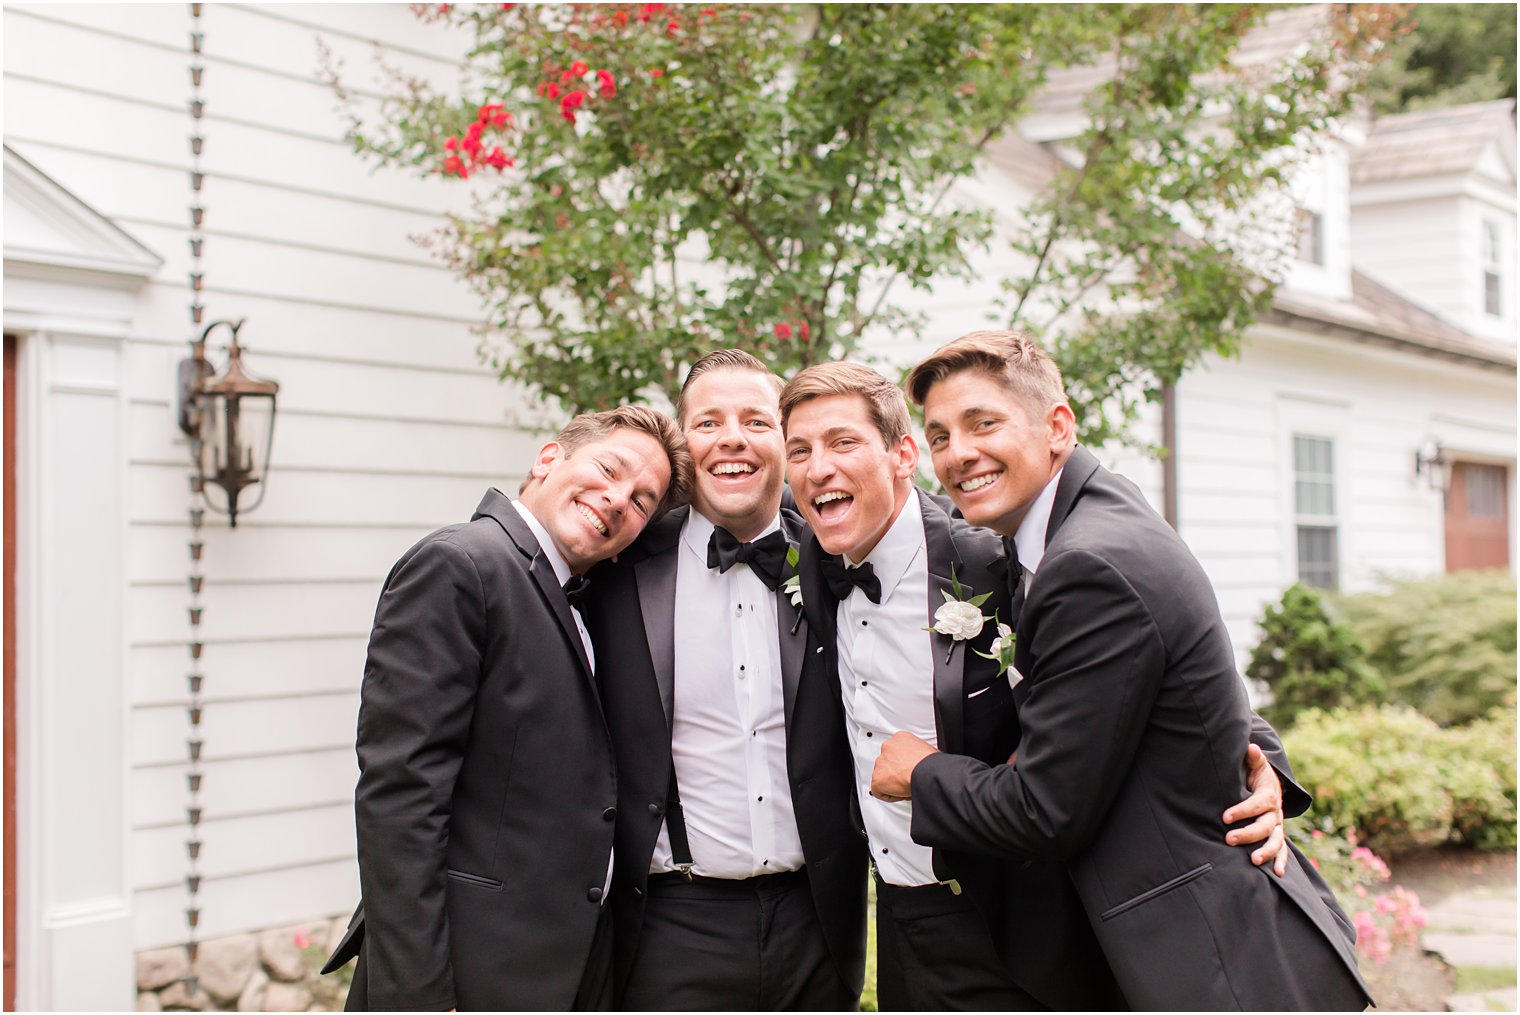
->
[1296, 209, 1324, 266]
[1465, 464, 1507, 519]
[1484, 221, 1501, 264]
[1293, 436, 1335, 516]
[1297, 526, 1338, 590]
[1485, 271, 1501, 316]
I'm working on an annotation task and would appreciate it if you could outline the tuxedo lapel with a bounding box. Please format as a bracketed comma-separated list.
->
[477, 492, 597, 682]
[632, 509, 685, 730]
[919, 491, 967, 757]
[1010, 446, 1099, 712]
[776, 511, 810, 731]
[1046, 445, 1101, 546]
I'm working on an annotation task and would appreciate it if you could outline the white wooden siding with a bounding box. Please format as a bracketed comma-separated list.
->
[5, 2, 541, 950]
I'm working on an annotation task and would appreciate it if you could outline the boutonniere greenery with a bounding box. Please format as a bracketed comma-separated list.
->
[975, 621, 1016, 677]
[925, 567, 993, 663]
[782, 545, 804, 633]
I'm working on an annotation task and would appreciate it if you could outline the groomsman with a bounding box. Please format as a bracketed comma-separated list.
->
[781, 361, 1307, 1010]
[326, 407, 691, 1011]
[875, 331, 1373, 1010]
[584, 351, 864, 1010]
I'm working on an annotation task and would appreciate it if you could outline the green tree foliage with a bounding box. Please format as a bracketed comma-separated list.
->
[1335, 570, 1517, 727]
[1247, 583, 1384, 727]
[1285, 705, 1516, 854]
[331, 3, 1404, 432]
[1369, 4, 1518, 113]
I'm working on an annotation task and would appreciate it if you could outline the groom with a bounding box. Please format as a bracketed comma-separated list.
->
[876, 331, 1373, 1009]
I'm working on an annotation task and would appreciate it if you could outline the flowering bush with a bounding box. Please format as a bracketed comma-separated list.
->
[1284, 705, 1516, 853]
[1296, 827, 1427, 963]
[327, 3, 1406, 428]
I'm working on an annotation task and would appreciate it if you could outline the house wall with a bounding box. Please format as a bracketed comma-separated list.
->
[4, 3, 544, 954]
[1167, 326, 1515, 663]
[1352, 178, 1518, 345]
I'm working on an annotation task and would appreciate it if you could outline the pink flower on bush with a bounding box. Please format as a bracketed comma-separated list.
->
[774, 323, 792, 339]
[1351, 846, 1391, 881]
[1352, 910, 1392, 963]
[293, 930, 312, 950]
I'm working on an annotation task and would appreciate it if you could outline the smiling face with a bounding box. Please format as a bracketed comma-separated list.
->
[921, 369, 1074, 536]
[519, 426, 673, 573]
[784, 393, 918, 562]
[681, 367, 786, 542]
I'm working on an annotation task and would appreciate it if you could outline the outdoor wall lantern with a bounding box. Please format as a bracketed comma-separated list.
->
[176, 319, 280, 527]
[1414, 438, 1449, 494]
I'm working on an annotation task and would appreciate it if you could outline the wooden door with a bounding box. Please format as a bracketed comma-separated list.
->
[1445, 461, 1512, 572]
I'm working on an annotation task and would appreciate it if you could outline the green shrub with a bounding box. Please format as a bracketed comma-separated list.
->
[1285, 704, 1517, 854]
[1247, 584, 1384, 727]
[1450, 708, 1518, 850]
[1336, 571, 1516, 727]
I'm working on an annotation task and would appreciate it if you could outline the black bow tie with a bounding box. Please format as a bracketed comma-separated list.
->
[562, 574, 591, 609]
[819, 555, 881, 604]
[707, 527, 789, 591]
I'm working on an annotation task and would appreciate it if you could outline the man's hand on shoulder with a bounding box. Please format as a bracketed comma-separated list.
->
[1223, 743, 1289, 876]
[872, 732, 939, 802]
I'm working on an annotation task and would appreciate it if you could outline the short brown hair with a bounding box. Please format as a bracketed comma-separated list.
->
[779, 362, 911, 448]
[674, 349, 785, 425]
[521, 405, 693, 517]
[905, 330, 1068, 418]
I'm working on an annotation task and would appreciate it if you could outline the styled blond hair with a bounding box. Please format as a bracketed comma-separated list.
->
[905, 330, 1068, 418]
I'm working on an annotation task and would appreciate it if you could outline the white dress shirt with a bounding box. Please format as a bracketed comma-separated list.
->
[511, 498, 609, 897]
[1012, 467, 1065, 593]
[836, 499, 941, 887]
[652, 510, 805, 877]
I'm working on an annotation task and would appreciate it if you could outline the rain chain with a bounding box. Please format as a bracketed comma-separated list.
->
[183, 2, 207, 997]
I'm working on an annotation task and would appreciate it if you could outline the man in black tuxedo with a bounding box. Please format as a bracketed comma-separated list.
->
[874, 331, 1372, 1009]
[780, 362, 1301, 1010]
[584, 350, 863, 1010]
[324, 406, 691, 1011]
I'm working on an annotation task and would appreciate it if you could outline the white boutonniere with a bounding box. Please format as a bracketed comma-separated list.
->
[782, 545, 804, 633]
[975, 619, 1017, 678]
[926, 567, 993, 663]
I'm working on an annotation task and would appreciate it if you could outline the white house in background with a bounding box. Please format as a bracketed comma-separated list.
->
[2, 4, 1515, 1010]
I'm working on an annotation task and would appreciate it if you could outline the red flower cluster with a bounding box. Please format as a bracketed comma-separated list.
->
[441, 102, 516, 179]
[538, 63, 618, 125]
[773, 320, 810, 341]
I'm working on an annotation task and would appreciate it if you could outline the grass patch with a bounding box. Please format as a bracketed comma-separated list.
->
[862, 880, 878, 1012]
[1456, 965, 1517, 994]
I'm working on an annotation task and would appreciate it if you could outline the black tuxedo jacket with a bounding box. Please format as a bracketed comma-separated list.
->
[584, 505, 867, 999]
[911, 447, 1373, 1010]
[798, 489, 1123, 1011]
[330, 490, 617, 1011]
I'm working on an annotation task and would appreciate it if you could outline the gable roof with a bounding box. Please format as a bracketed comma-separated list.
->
[1351, 99, 1517, 186]
[3, 144, 162, 284]
[1271, 270, 1517, 372]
